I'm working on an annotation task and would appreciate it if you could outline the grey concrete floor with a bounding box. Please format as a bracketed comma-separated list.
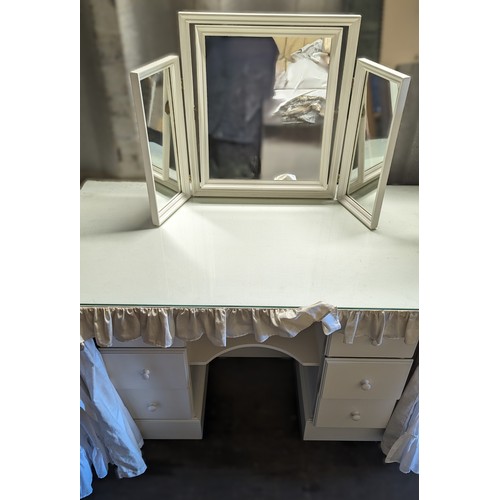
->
[89, 357, 418, 499]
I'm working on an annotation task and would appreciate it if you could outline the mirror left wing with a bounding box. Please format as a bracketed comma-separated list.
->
[130, 55, 191, 226]
[337, 58, 410, 229]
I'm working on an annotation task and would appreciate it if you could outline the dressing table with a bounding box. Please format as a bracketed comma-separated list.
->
[80, 179, 418, 441]
[81, 11, 418, 444]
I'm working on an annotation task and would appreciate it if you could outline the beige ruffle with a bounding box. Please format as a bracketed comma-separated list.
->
[80, 302, 418, 348]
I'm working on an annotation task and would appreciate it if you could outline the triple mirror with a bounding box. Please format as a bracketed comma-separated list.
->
[130, 12, 411, 229]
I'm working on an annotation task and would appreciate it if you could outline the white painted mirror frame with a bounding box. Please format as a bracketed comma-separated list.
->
[337, 58, 411, 230]
[130, 55, 192, 226]
[178, 11, 361, 199]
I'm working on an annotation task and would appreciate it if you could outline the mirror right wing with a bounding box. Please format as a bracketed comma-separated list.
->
[337, 58, 410, 229]
[130, 55, 191, 226]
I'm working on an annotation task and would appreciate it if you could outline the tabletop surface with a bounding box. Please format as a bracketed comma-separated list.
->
[80, 180, 418, 310]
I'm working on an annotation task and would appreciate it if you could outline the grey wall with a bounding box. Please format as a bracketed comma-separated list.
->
[80, 0, 417, 184]
[81, 0, 117, 181]
[388, 62, 418, 185]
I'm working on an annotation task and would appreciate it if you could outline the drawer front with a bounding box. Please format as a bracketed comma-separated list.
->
[315, 398, 397, 428]
[100, 349, 190, 390]
[320, 358, 413, 400]
[117, 388, 193, 420]
[326, 333, 417, 358]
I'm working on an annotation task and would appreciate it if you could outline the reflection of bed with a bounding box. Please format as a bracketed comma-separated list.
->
[259, 38, 329, 181]
[269, 38, 329, 124]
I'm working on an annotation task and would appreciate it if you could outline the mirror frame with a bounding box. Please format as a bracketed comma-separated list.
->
[178, 11, 361, 199]
[337, 58, 411, 229]
[130, 55, 191, 226]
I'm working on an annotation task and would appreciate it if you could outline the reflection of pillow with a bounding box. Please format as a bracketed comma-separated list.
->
[283, 58, 329, 89]
[291, 39, 328, 62]
[275, 39, 329, 90]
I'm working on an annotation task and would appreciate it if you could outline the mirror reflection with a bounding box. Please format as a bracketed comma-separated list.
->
[205, 35, 332, 181]
[337, 57, 411, 229]
[347, 74, 395, 214]
[130, 54, 191, 226]
[140, 70, 180, 207]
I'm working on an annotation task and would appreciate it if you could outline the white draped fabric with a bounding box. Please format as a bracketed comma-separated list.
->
[80, 302, 418, 348]
[381, 366, 419, 473]
[80, 339, 147, 498]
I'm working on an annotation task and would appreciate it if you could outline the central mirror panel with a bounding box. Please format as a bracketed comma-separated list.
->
[179, 12, 361, 198]
[201, 28, 341, 184]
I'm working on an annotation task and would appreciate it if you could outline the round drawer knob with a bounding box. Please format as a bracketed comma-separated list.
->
[147, 403, 159, 412]
[350, 411, 361, 421]
[141, 369, 151, 380]
[360, 379, 372, 391]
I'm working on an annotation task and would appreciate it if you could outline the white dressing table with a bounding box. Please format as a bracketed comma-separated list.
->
[80, 180, 418, 441]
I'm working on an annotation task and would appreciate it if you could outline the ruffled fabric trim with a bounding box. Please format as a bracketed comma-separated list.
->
[80, 302, 342, 347]
[338, 309, 419, 345]
[80, 302, 418, 348]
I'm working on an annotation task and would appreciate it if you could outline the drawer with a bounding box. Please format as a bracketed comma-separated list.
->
[320, 358, 413, 400]
[326, 333, 417, 358]
[315, 398, 397, 428]
[117, 388, 193, 420]
[100, 348, 190, 390]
